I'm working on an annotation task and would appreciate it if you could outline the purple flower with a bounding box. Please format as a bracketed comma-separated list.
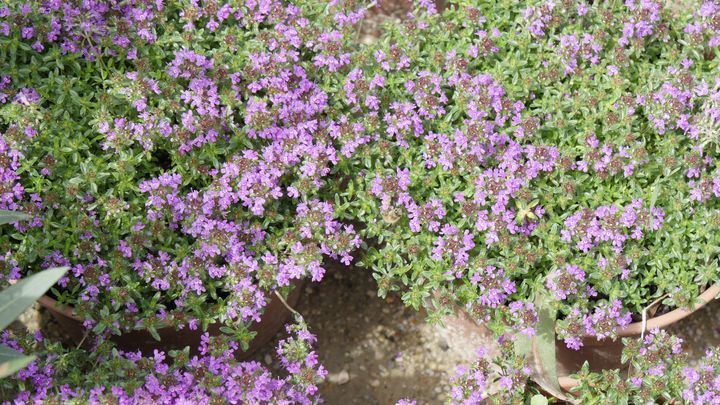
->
[546, 265, 586, 301]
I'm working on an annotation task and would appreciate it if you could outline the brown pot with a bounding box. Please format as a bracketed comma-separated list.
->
[446, 284, 719, 392]
[557, 283, 720, 391]
[38, 282, 303, 359]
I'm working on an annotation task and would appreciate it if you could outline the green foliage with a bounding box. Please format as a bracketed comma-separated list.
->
[0, 211, 30, 225]
[339, 0, 720, 343]
[0, 266, 68, 378]
[514, 294, 570, 402]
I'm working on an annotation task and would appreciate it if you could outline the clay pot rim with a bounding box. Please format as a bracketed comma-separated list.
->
[37, 280, 305, 331]
[38, 295, 80, 321]
[559, 283, 720, 392]
[609, 284, 720, 337]
[38, 294, 204, 332]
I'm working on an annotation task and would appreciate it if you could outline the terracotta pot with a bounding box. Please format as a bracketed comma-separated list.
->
[446, 284, 719, 392]
[38, 282, 303, 359]
[557, 283, 720, 391]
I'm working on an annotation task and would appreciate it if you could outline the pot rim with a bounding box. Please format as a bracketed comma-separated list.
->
[38, 295, 79, 321]
[606, 283, 719, 337]
[37, 279, 306, 331]
[559, 283, 720, 392]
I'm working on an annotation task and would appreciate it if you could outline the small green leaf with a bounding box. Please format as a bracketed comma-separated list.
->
[0, 267, 69, 331]
[530, 394, 549, 405]
[0, 210, 30, 225]
[147, 325, 161, 342]
[0, 344, 35, 378]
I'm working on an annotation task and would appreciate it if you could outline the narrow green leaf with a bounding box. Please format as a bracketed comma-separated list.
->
[515, 293, 574, 403]
[0, 344, 35, 378]
[0, 267, 69, 331]
[0, 210, 30, 225]
[649, 184, 660, 209]
[147, 325, 161, 342]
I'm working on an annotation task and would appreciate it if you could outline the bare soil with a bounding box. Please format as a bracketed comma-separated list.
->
[252, 263, 475, 404]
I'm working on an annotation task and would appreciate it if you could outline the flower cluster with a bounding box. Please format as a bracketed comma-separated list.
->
[618, 0, 666, 48]
[448, 339, 530, 405]
[557, 300, 632, 350]
[0, 0, 368, 343]
[545, 265, 586, 301]
[431, 224, 476, 271]
[571, 134, 648, 179]
[451, 329, 720, 403]
[0, 1, 162, 56]
[556, 33, 601, 76]
[345, 0, 720, 351]
[1, 320, 325, 404]
[684, 2, 720, 50]
[683, 347, 720, 404]
[561, 200, 664, 253]
[571, 330, 691, 403]
[469, 265, 516, 310]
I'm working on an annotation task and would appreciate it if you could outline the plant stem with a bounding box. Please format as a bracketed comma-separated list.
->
[274, 290, 302, 319]
[76, 329, 90, 350]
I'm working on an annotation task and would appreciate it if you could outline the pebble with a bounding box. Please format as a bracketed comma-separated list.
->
[370, 379, 380, 387]
[263, 354, 272, 365]
[328, 370, 350, 385]
[361, 34, 377, 45]
[389, 368, 403, 378]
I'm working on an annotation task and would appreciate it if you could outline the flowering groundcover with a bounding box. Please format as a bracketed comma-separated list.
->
[1, 0, 720, 403]
[347, 0, 720, 350]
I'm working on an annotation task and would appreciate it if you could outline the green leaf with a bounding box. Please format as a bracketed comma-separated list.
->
[147, 325, 161, 342]
[0, 267, 69, 332]
[515, 293, 574, 403]
[0, 344, 35, 378]
[0, 210, 30, 225]
[530, 394, 549, 405]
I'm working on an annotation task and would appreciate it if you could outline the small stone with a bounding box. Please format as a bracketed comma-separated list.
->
[370, 379, 380, 387]
[263, 354, 272, 365]
[361, 34, 376, 45]
[328, 370, 350, 385]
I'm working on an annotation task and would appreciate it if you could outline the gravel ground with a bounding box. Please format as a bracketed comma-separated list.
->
[252, 262, 482, 404]
[251, 262, 720, 403]
[357, 0, 414, 43]
[668, 296, 720, 366]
